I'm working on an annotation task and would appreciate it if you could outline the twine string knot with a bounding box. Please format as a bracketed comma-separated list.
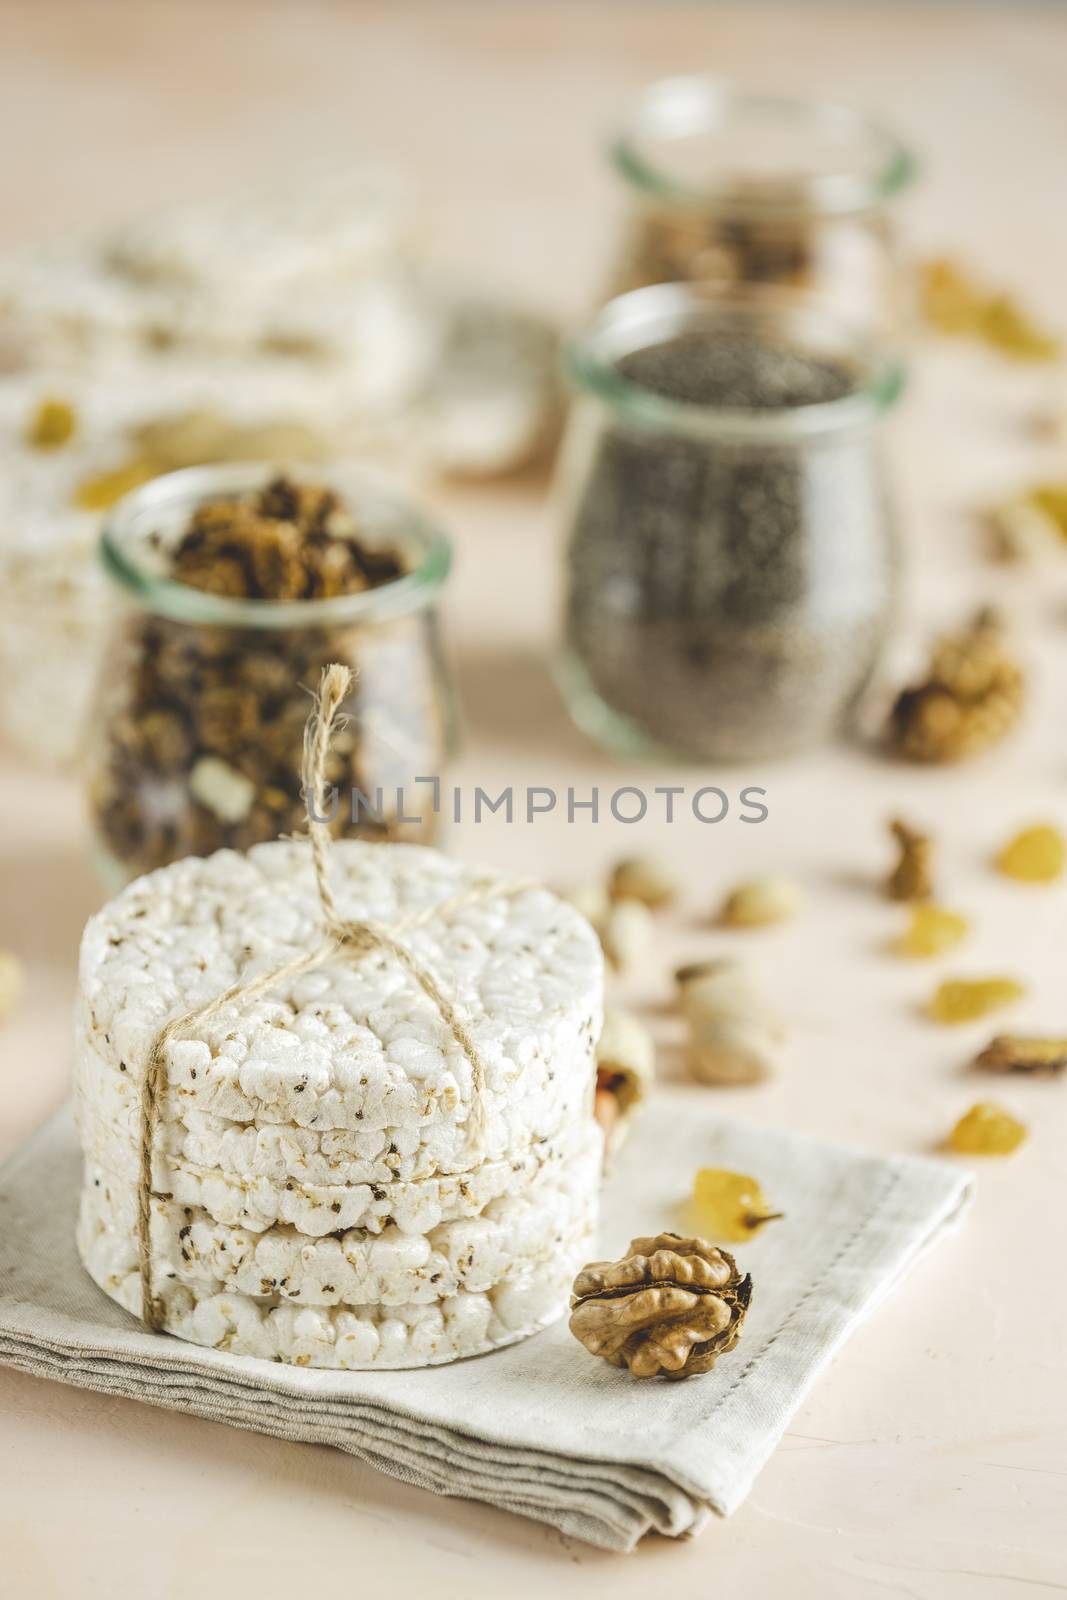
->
[136, 663, 529, 1331]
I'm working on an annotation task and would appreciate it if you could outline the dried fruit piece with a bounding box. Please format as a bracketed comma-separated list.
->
[693, 1168, 783, 1243]
[569, 1233, 752, 1380]
[594, 1009, 655, 1156]
[609, 854, 677, 909]
[895, 903, 969, 958]
[73, 458, 158, 511]
[888, 609, 1024, 763]
[948, 1101, 1027, 1155]
[0, 951, 23, 1022]
[981, 296, 1060, 362]
[921, 258, 984, 334]
[995, 823, 1065, 883]
[676, 958, 783, 1085]
[720, 876, 800, 927]
[929, 977, 1025, 1025]
[886, 818, 934, 902]
[985, 497, 1061, 562]
[1027, 483, 1067, 540]
[975, 1034, 1067, 1076]
[920, 259, 1060, 361]
[26, 396, 76, 449]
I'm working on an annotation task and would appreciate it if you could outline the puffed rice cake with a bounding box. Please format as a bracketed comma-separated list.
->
[74, 839, 604, 1367]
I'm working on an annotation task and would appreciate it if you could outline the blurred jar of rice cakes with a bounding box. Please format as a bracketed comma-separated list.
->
[86, 464, 456, 885]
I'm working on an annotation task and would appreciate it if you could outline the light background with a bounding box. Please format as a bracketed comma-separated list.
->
[1, 4, 1065, 1596]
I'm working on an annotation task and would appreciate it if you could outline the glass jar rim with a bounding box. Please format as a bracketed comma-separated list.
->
[564, 284, 906, 443]
[99, 461, 452, 628]
[610, 76, 918, 217]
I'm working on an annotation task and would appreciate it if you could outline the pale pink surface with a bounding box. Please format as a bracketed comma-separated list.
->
[1, 3, 1066, 1594]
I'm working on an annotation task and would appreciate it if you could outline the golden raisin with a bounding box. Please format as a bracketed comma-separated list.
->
[929, 977, 1025, 1024]
[895, 904, 969, 958]
[995, 823, 1065, 883]
[692, 1167, 782, 1243]
[948, 1101, 1027, 1155]
[26, 396, 76, 449]
[73, 459, 158, 511]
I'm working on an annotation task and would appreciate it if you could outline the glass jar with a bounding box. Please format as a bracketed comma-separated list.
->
[608, 77, 917, 341]
[557, 284, 904, 761]
[86, 463, 456, 885]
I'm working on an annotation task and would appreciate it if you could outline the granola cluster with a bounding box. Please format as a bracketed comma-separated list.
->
[88, 476, 446, 878]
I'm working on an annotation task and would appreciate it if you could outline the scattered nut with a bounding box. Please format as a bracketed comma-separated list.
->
[975, 1034, 1067, 1076]
[558, 882, 611, 931]
[594, 1009, 655, 1156]
[599, 897, 654, 972]
[676, 958, 782, 1085]
[569, 1232, 752, 1379]
[609, 855, 677, 909]
[720, 876, 800, 927]
[887, 609, 1025, 764]
[886, 818, 934, 902]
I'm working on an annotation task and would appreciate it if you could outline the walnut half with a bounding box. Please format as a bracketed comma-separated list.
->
[569, 1232, 752, 1381]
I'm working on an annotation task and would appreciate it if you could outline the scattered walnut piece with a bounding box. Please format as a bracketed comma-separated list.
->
[609, 854, 677, 909]
[720, 876, 800, 927]
[975, 1034, 1067, 1077]
[888, 609, 1024, 763]
[569, 1232, 752, 1380]
[886, 818, 935, 902]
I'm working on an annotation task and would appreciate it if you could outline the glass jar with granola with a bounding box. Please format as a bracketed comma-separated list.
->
[86, 465, 456, 884]
[608, 77, 917, 342]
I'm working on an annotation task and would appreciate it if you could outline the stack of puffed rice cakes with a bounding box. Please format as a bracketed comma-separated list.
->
[74, 840, 604, 1370]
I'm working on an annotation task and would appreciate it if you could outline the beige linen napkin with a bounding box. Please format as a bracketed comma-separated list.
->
[0, 1099, 969, 1552]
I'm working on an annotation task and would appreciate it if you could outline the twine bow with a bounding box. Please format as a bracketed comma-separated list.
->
[136, 663, 530, 1331]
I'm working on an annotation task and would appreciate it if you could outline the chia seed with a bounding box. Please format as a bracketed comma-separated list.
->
[560, 315, 899, 760]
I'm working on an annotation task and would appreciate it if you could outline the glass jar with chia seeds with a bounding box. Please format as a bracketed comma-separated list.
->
[608, 77, 917, 341]
[557, 284, 904, 761]
[86, 463, 456, 885]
